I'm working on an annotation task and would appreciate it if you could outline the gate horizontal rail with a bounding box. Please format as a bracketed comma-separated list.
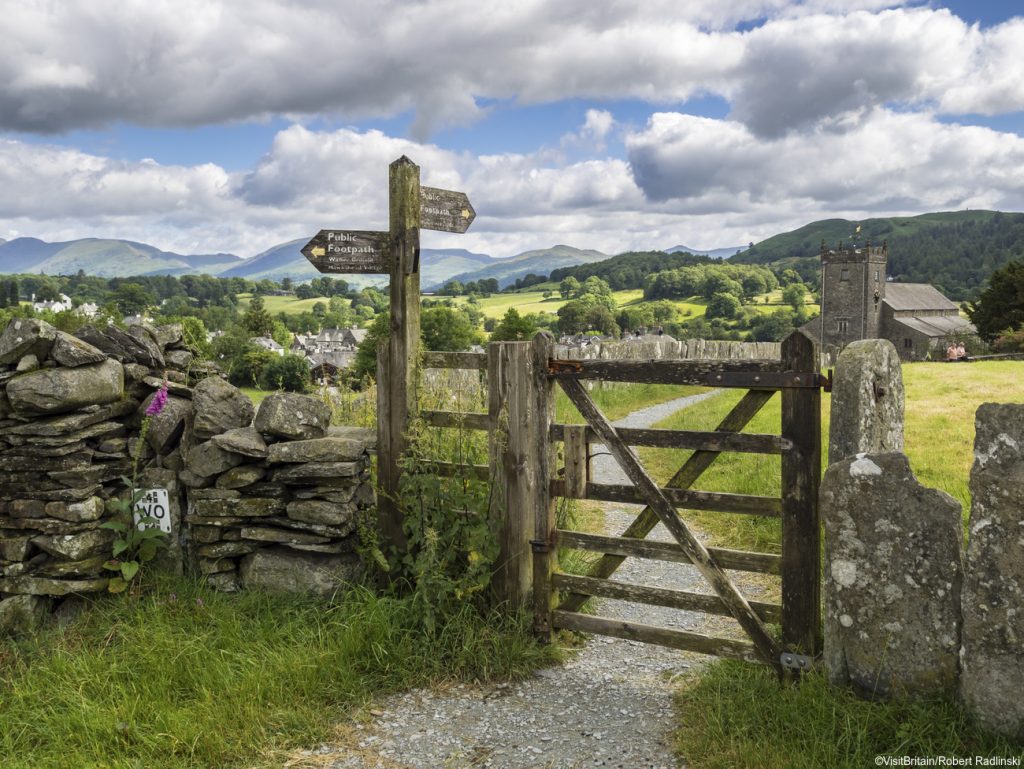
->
[552, 573, 781, 623]
[552, 610, 764, 664]
[554, 529, 781, 574]
[548, 423, 791, 453]
[550, 479, 782, 516]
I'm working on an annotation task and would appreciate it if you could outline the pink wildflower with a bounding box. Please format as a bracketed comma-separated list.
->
[145, 382, 169, 417]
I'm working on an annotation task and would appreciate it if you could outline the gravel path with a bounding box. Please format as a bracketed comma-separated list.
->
[293, 390, 748, 769]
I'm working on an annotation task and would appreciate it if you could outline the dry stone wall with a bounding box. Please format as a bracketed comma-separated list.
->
[180, 390, 371, 596]
[961, 403, 1024, 740]
[0, 318, 374, 635]
[0, 317, 201, 627]
[823, 340, 1024, 726]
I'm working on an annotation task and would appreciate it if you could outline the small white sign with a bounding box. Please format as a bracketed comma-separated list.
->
[134, 488, 172, 534]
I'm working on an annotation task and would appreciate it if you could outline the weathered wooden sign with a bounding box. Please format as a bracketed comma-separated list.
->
[301, 229, 391, 274]
[420, 186, 476, 233]
[301, 157, 476, 557]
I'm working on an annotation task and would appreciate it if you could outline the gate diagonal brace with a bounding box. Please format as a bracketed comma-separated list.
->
[556, 377, 783, 673]
[555, 389, 775, 615]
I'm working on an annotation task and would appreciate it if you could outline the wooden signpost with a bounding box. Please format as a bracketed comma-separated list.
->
[302, 157, 476, 556]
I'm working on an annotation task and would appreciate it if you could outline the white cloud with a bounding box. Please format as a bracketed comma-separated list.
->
[625, 109, 1024, 214]
[3, 106, 1024, 260]
[3, 2, 1021, 139]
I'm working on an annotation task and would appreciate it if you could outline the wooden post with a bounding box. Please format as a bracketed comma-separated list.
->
[563, 425, 589, 500]
[488, 341, 535, 608]
[375, 156, 421, 556]
[530, 332, 557, 640]
[780, 329, 822, 656]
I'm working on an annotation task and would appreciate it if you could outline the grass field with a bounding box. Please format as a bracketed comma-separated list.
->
[639, 359, 1024, 554]
[647, 360, 1024, 767]
[450, 288, 647, 319]
[236, 293, 350, 315]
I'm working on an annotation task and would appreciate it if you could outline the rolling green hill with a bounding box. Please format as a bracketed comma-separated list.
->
[732, 210, 1024, 299]
[549, 250, 716, 290]
[445, 245, 609, 289]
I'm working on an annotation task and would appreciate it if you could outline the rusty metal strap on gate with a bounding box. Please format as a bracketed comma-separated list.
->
[547, 358, 832, 392]
[705, 370, 832, 391]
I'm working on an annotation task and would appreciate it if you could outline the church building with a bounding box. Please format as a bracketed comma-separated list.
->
[802, 241, 975, 361]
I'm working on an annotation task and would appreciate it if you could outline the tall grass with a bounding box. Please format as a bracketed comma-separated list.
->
[674, 662, 1021, 769]
[0, 577, 558, 769]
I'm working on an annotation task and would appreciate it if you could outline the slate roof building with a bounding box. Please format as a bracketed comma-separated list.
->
[802, 241, 976, 361]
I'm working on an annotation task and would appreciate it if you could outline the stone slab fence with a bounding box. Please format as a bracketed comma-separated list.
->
[554, 336, 783, 362]
[821, 338, 1023, 740]
[0, 318, 374, 636]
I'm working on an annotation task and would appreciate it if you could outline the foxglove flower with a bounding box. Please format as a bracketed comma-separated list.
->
[145, 381, 169, 417]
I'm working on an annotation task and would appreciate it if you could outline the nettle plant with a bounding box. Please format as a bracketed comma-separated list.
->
[100, 382, 170, 593]
[376, 373, 500, 634]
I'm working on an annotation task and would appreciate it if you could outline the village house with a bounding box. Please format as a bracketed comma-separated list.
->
[31, 293, 73, 314]
[250, 335, 285, 356]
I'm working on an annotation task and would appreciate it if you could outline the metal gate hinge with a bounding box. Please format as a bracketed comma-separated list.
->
[530, 538, 552, 554]
[780, 652, 816, 672]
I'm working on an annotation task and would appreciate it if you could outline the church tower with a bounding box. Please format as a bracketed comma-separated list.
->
[819, 240, 887, 354]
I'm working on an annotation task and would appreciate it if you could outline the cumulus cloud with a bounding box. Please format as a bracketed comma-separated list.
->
[4, 105, 1024, 259]
[626, 109, 1024, 214]
[4, 2, 1022, 139]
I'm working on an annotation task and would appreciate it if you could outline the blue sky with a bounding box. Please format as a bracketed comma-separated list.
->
[1, 1, 1023, 259]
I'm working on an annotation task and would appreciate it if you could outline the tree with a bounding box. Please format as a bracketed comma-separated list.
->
[242, 295, 275, 337]
[559, 276, 580, 299]
[352, 312, 390, 382]
[441, 280, 464, 296]
[781, 283, 807, 310]
[491, 307, 537, 341]
[228, 347, 277, 388]
[705, 291, 741, 320]
[259, 354, 311, 392]
[281, 277, 293, 292]
[967, 260, 1024, 342]
[295, 283, 316, 300]
[422, 307, 482, 351]
[112, 283, 155, 315]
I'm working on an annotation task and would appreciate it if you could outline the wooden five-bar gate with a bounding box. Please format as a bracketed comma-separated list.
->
[414, 330, 825, 676]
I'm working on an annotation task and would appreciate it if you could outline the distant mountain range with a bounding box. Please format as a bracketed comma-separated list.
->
[441, 245, 609, 289]
[2, 210, 1020, 299]
[0, 237, 241, 277]
[0, 234, 612, 291]
[667, 244, 747, 260]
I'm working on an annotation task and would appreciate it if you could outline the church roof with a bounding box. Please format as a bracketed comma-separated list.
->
[890, 315, 975, 338]
[883, 283, 959, 312]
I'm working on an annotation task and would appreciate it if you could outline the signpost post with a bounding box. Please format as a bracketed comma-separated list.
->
[301, 156, 475, 558]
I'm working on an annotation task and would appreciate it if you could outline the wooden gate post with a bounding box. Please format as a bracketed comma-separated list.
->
[780, 329, 822, 656]
[528, 332, 557, 639]
[487, 341, 535, 608]
[376, 157, 421, 555]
